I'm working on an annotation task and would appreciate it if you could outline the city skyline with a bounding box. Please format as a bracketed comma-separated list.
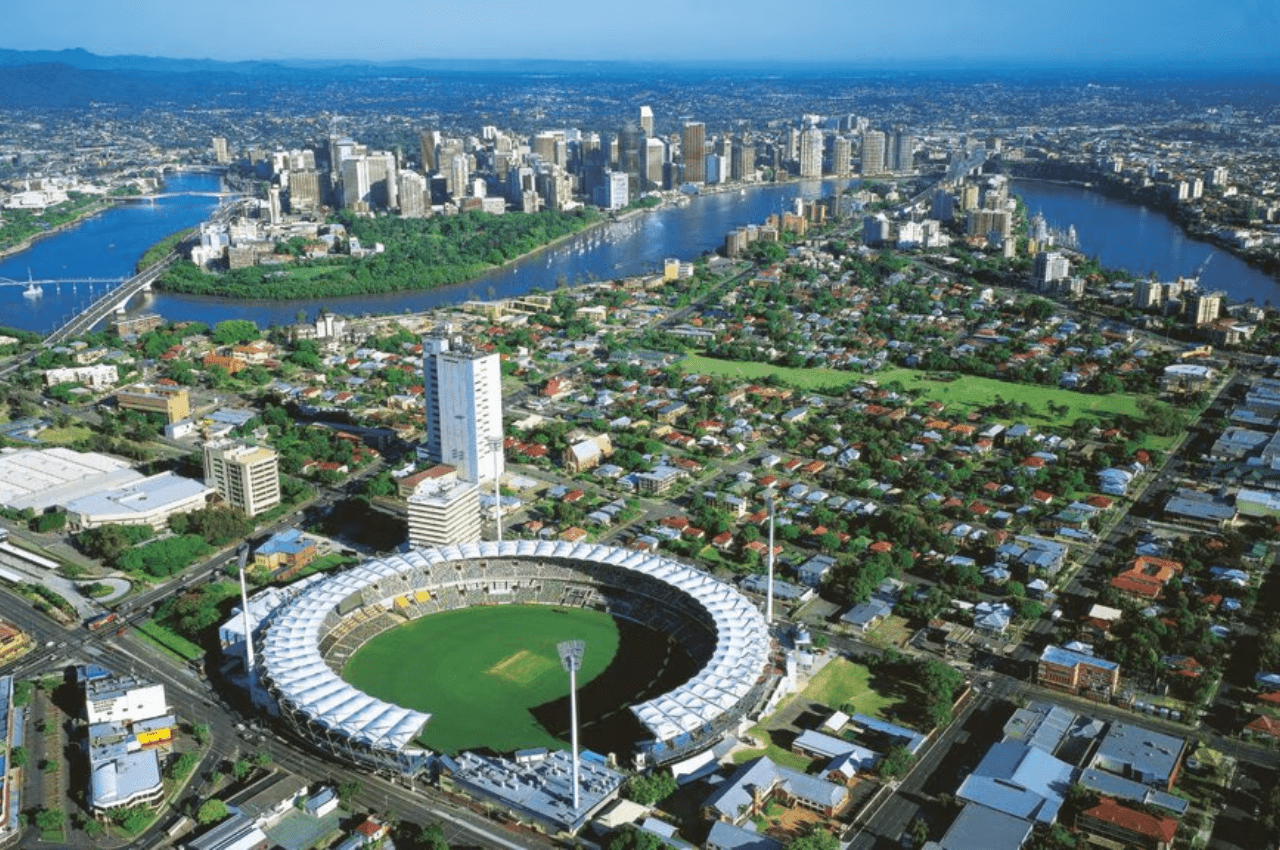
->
[3, 0, 1279, 69]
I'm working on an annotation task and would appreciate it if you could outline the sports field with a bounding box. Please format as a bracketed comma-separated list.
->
[681, 354, 1162, 434]
[342, 605, 622, 754]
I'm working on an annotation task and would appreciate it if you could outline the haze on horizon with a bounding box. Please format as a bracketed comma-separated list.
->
[4, 0, 1279, 70]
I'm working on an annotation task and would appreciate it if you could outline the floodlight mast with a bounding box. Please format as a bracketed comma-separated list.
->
[489, 435, 503, 543]
[237, 544, 254, 675]
[766, 490, 775, 624]
[557, 639, 585, 811]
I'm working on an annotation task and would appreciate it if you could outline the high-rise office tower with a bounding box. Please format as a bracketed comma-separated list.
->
[798, 128, 824, 178]
[341, 157, 370, 210]
[203, 440, 281, 517]
[596, 171, 630, 210]
[860, 130, 886, 176]
[641, 137, 666, 191]
[731, 141, 755, 181]
[831, 136, 852, 177]
[639, 105, 654, 138]
[449, 154, 470, 199]
[420, 336, 504, 484]
[533, 132, 560, 166]
[419, 130, 438, 172]
[286, 170, 322, 212]
[398, 170, 429, 217]
[212, 137, 230, 165]
[619, 121, 642, 187]
[366, 151, 397, 210]
[682, 122, 706, 184]
[891, 131, 914, 173]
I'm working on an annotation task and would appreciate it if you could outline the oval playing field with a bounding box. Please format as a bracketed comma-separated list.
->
[343, 605, 627, 754]
[259, 540, 771, 772]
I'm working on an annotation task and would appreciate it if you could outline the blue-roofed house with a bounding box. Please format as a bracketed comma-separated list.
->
[1089, 721, 1186, 791]
[702, 757, 848, 825]
[955, 740, 1073, 824]
[705, 821, 785, 850]
[926, 803, 1033, 850]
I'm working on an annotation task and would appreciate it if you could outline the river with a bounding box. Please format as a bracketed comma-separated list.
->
[0, 171, 227, 334]
[5, 173, 1278, 335]
[1011, 179, 1280, 307]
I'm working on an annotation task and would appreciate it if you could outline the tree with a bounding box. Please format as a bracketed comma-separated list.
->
[34, 807, 64, 833]
[192, 723, 211, 746]
[211, 319, 260, 346]
[878, 745, 916, 780]
[417, 823, 450, 850]
[624, 771, 677, 806]
[789, 829, 840, 850]
[196, 799, 229, 825]
[337, 779, 363, 805]
[606, 825, 670, 850]
[10, 746, 25, 767]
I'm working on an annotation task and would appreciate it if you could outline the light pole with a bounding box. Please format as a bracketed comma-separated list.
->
[765, 490, 775, 625]
[488, 435, 504, 543]
[557, 639, 585, 811]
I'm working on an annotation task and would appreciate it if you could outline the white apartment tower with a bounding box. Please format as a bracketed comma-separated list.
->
[420, 336, 504, 484]
[202, 440, 281, 517]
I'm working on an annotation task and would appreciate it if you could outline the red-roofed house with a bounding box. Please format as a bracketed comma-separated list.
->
[1077, 797, 1177, 850]
[1110, 556, 1183, 601]
[1246, 714, 1280, 740]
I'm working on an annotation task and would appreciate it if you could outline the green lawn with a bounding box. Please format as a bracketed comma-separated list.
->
[801, 658, 902, 719]
[680, 354, 1172, 445]
[35, 425, 93, 445]
[135, 619, 204, 662]
[681, 354, 863, 392]
[343, 606, 620, 754]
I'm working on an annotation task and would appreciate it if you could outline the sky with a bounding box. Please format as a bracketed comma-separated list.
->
[4, 0, 1279, 68]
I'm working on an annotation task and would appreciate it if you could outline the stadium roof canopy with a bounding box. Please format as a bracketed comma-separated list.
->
[259, 540, 770, 757]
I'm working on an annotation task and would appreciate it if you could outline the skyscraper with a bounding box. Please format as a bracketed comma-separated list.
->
[798, 128, 824, 178]
[731, 141, 755, 181]
[641, 137, 666, 191]
[639, 105, 654, 137]
[682, 122, 706, 184]
[212, 137, 230, 165]
[891, 130, 914, 173]
[860, 130, 886, 176]
[831, 136, 853, 177]
[419, 130, 438, 172]
[420, 336, 504, 484]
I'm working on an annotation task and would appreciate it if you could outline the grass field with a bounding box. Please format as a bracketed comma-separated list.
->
[681, 354, 1167, 441]
[801, 658, 902, 718]
[35, 425, 93, 445]
[135, 619, 204, 662]
[681, 354, 863, 392]
[343, 605, 621, 754]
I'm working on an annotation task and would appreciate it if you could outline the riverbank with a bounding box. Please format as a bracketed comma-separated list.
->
[0, 198, 112, 263]
[152, 203, 665, 301]
[1007, 164, 1280, 287]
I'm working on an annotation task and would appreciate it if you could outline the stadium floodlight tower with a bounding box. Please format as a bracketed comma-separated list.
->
[557, 639, 585, 811]
[488, 434, 504, 543]
[236, 544, 255, 675]
[765, 490, 776, 624]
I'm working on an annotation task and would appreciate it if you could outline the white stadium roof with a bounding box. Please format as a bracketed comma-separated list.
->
[259, 540, 770, 756]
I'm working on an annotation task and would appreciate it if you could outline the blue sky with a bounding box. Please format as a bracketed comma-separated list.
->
[4, 0, 1278, 67]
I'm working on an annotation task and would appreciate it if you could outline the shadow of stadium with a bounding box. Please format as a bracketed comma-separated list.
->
[530, 617, 698, 758]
